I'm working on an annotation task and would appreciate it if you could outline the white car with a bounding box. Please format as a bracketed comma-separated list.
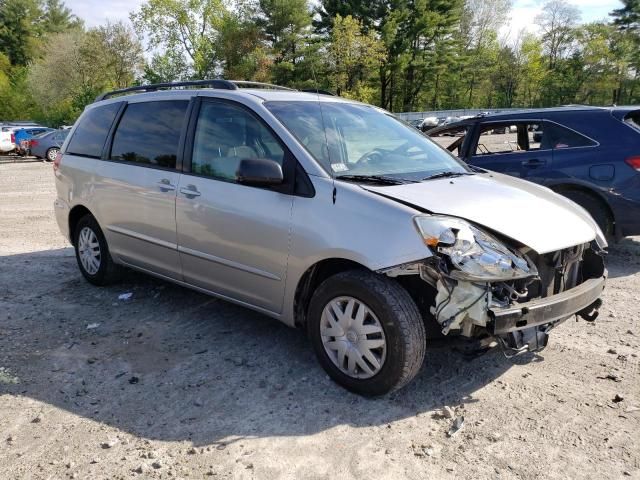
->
[0, 124, 41, 153]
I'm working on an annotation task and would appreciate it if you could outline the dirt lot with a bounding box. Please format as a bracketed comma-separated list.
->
[1, 160, 639, 479]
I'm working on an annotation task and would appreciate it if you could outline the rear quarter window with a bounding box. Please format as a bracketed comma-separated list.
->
[541, 122, 597, 149]
[625, 111, 640, 132]
[66, 103, 121, 158]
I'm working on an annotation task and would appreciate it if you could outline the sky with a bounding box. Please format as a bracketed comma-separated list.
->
[66, 0, 624, 34]
[502, 0, 623, 41]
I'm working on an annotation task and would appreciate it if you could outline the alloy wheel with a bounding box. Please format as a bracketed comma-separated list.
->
[47, 148, 59, 162]
[78, 226, 101, 275]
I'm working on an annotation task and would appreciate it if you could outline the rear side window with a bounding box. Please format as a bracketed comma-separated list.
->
[625, 111, 640, 132]
[110, 101, 188, 169]
[66, 103, 121, 158]
[540, 123, 596, 150]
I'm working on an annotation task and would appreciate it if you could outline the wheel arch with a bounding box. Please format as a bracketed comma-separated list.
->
[68, 204, 93, 246]
[293, 258, 370, 329]
[549, 182, 616, 233]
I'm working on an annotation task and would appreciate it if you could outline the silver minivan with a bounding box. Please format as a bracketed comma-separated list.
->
[54, 80, 607, 395]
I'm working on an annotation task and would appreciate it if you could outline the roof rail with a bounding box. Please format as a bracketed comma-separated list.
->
[300, 88, 335, 96]
[229, 80, 295, 91]
[94, 79, 294, 102]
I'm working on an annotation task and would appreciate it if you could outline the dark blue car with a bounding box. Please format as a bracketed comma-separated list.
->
[427, 106, 640, 239]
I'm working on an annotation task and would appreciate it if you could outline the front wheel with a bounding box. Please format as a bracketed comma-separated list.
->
[308, 270, 426, 396]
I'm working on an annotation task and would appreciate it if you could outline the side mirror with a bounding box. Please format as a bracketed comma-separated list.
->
[236, 158, 284, 186]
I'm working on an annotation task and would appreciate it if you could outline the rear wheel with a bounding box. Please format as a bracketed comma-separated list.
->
[562, 190, 613, 237]
[308, 270, 426, 396]
[73, 214, 121, 286]
[45, 148, 59, 163]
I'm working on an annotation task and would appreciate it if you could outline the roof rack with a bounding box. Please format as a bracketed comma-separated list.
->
[94, 79, 295, 102]
[300, 88, 335, 96]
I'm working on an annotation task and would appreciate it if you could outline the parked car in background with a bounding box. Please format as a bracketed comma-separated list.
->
[408, 119, 423, 129]
[30, 129, 70, 161]
[54, 80, 606, 395]
[427, 106, 640, 239]
[15, 127, 54, 156]
[419, 116, 439, 131]
[0, 123, 41, 153]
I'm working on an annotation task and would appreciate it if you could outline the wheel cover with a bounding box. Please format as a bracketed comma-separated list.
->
[78, 226, 101, 275]
[47, 148, 58, 161]
[320, 296, 387, 379]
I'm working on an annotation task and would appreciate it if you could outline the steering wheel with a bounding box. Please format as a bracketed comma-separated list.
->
[357, 148, 387, 166]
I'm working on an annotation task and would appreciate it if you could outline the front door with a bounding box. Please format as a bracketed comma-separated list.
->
[176, 99, 294, 314]
[468, 121, 553, 181]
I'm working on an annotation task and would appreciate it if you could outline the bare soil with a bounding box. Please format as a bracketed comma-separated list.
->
[1, 161, 639, 479]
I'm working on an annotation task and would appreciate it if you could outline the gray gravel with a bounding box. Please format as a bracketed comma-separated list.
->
[1, 161, 639, 479]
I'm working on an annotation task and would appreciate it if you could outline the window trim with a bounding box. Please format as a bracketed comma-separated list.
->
[182, 96, 297, 196]
[470, 119, 599, 158]
[541, 119, 600, 151]
[101, 98, 192, 172]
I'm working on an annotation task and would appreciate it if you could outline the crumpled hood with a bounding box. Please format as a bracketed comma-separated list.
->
[362, 172, 600, 254]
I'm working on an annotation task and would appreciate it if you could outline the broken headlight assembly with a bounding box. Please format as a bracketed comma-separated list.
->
[413, 215, 537, 282]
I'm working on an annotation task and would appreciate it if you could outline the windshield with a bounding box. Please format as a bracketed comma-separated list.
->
[265, 101, 469, 181]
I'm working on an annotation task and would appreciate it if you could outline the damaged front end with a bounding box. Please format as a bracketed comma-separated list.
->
[381, 215, 607, 356]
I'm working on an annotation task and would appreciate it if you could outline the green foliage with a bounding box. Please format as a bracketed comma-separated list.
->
[328, 15, 385, 99]
[0, 0, 43, 66]
[130, 0, 227, 79]
[612, 0, 640, 31]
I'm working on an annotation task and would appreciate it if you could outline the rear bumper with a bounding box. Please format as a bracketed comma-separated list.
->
[488, 274, 606, 334]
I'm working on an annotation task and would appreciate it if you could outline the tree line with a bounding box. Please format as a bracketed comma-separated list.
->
[0, 0, 638, 126]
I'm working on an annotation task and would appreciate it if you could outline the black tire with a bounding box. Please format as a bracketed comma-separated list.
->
[73, 214, 121, 286]
[561, 190, 613, 237]
[307, 270, 426, 396]
[45, 148, 59, 163]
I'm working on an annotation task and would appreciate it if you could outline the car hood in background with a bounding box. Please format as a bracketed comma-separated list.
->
[362, 173, 599, 254]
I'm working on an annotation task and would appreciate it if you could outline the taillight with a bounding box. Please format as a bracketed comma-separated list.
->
[30, 140, 38, 147]
[10, 133, 15, 143]
[625, 156, 640, 171]
[53, 152, 63, 172]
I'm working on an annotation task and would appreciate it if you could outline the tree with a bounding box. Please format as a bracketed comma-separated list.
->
[611, 0, 640, 31]
[256, 0, 311, 84]
[85, 22, 144, 89]
[516, 33, 545, 107]
[535, 0, 580, 69]
[314, 0, 385, 34]
[28, 23, 144, 125]
[41, 0, 82, 34]
[0, 0, 43, 66]
[328, 14, 385, 100]
[131, 0, 227, 79]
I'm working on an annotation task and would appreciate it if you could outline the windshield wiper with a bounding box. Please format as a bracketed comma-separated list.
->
[421, 171, 474, 181]
[336, 174, 415, 185]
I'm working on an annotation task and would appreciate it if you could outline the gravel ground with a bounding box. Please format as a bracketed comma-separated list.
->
[1, 161, 639, 479]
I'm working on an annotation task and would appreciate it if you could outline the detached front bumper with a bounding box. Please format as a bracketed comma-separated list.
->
[488, 273, 606, 335]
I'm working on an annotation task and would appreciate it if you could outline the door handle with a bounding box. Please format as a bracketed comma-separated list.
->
[521, 158, 546, 167]
[179, 185, 201, 198]
[157, 179, 176, 191]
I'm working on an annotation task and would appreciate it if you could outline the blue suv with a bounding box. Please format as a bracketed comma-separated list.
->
[427, 106, 640, 239]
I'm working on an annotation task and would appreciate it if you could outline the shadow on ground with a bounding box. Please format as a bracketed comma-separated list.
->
[0, 248, 560, 447]
[606, 237, 640, 279]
